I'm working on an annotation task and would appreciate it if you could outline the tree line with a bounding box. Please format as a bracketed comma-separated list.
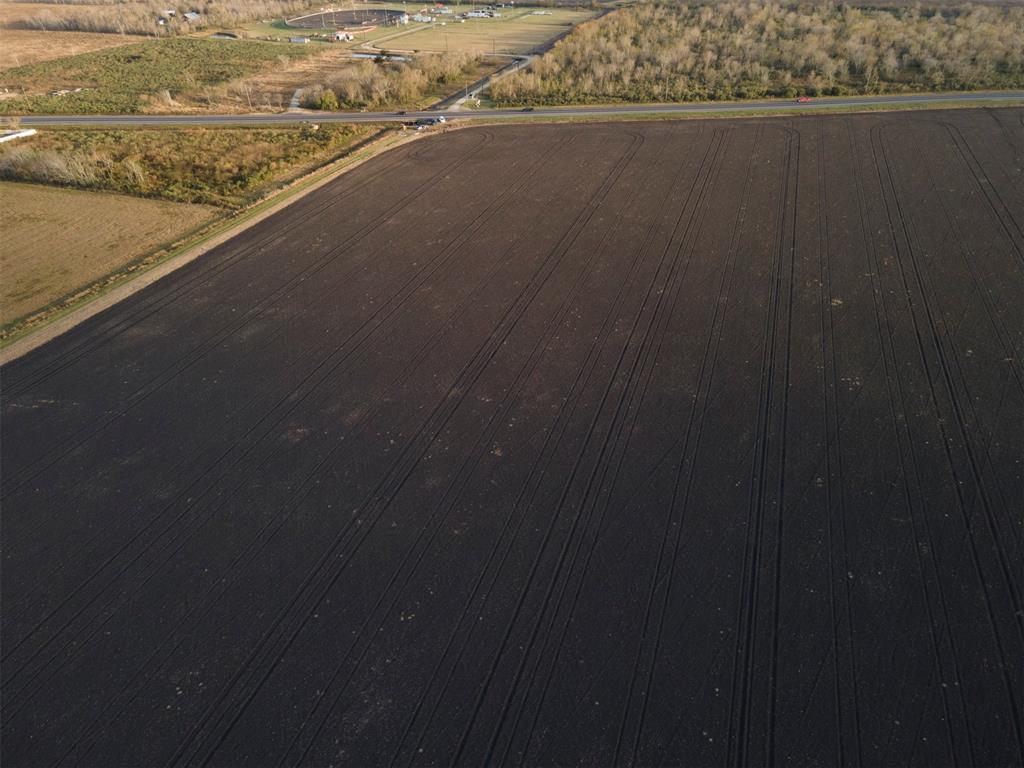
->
[490, 1, 1024, 104]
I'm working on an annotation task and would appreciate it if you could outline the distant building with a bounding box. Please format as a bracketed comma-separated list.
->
[411, 13, 434, 22]
[333, 30, 354, 41]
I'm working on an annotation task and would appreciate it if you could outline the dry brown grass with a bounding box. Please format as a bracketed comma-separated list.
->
[0, 29, 138, 69]
[0, 1, 148, 69]
[0, 180, 217, 326]
[0, 2, 153, 27]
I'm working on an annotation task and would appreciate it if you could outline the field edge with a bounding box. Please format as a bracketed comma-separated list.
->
[0, 126, 421, 363]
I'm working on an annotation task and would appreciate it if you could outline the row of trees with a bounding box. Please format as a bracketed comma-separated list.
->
[303, 52, 482, 110]
[12, 0, 313, 36]
[490, 1, 1024, 104]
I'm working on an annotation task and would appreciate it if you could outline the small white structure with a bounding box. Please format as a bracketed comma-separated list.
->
[333, 30, 354, 41]
[290, 36, 310, 43]
[0, 129, 38, 145]
[411, 13, 434, 22]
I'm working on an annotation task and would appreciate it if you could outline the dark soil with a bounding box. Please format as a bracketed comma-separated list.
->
[2, 108, 1022, 767]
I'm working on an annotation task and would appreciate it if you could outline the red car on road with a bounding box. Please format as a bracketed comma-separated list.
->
[796, 96, 814, 103]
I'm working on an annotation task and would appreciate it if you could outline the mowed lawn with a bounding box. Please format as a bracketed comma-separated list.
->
[0, 182, 217, 328]
[374, 9, 597, 54]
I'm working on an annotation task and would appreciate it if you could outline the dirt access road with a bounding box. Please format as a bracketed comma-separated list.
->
[2, 109, 1022, 766]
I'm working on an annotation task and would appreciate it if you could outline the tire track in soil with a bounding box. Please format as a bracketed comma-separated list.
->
[43, 131, 593, 766]
[875, 125, 1024, 624]
[870, 123, 1024, 763]
[164, 131, 649, 768]
[49, 132, 606, 765]
[847, 118, 966, 766]
[816, 118, 863, 768]
[1, 138, 438, 399]
[726, 124, 798, 768]
[1, 133, 567, 719]
[911, 129, 1024, 552]
[451, 128, 730, 768]
[0, 133, 543, 633]
[4, 111, 1023, 767]
[617, 124, 760, 768]
[1, 135, 495, 499]
[276, 128, 670, 768]
[386, 128, 717, 768]
[502, 126, 740, 768]
[48, 230, 528, 768]
[940, 122, 1024, 266]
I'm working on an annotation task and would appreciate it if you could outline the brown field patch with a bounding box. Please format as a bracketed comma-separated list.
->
[0, 181, 217, 326]
[0, 29, 140, 69]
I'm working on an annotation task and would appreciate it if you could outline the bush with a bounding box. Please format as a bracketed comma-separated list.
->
[317, 89, 340, 111]
[304, 52, 481, 111]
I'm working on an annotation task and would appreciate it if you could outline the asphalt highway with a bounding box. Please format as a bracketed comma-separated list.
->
[16, 90, 1024, 126]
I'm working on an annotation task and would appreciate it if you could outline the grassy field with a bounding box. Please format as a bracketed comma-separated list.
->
[0, 181, 217, 328]
[0, 30, 141, 70]
[0, 124, 379, 206]
[0, 2, 149, 69]
[0, 36, 315, 113]
[377, 7, 599, 55]
[231, 3, 598, 55]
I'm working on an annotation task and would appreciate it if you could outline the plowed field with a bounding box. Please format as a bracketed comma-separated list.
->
[2, 108, 1022, 766]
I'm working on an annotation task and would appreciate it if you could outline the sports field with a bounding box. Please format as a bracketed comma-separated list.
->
[1, 109, 1022, 765]
[375, 8, 597, 54]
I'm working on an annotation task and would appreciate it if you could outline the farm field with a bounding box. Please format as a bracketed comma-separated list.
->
[1, 109, 1023, 765]
[0, 181, 217, 329]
